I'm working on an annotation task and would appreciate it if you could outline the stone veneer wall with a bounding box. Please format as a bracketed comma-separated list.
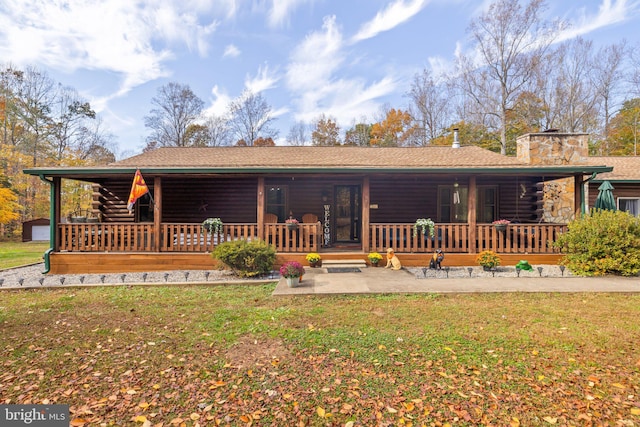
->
[516, 133, 588, 223]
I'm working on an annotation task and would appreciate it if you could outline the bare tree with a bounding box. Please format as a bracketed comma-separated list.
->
[456, 0, 561, 154]
[592, 41, 627, 144]
[49, 85, 96, 160]
[406, 69, 452, 146]
[227, 90, 278, 146]
[75, 116, 116, 164]
[286, 121, 309, 146]
[12, 66, 56, 165]
[144, 82, 204, 149]
[548, 38, 599, 133]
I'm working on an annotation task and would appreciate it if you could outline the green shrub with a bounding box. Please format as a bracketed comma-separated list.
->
[212, 239, 276, 278]
[554, 209, 640, 276]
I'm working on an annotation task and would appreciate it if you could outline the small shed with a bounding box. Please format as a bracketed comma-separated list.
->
[22, 218, 50, 242]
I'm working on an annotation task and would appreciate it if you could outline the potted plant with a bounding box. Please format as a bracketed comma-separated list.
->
[202, 217, 224, 234]
[280, 261, 305, 287]
[476, 250, 501, 270]
[306, 252, 321, 267]
[285, 217, 299, 230]
[368, 252, 383, 266]
[413, 218, 435, 237]
[492, 219, 510, 232]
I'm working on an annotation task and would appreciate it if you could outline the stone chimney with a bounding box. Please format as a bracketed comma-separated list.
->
[516, 131, 588, 165]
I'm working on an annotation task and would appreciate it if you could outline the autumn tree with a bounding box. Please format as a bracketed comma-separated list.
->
[370, 109, 413, 146]
[606, 98, 640, 155]
[456, 0, 561, 154]
[311, 115, 341, 146]
[227, 90, 278, 146]
[0, 170, 19, 229]
[344, 122, 371, 146]
[144, 82, 204, 149]
[254, 137, 275, 146]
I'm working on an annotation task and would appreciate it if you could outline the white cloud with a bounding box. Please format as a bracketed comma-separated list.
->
[286, 15, 344, 92]
[245, 63, 280, 93]
[267, 0, 314, 28]
[285, 15, 397, 127]
[0, 0, 225, 99]
[203, 85, 233, 117]
[557, 0, 640, 42]
[223, 44, 241, 58]
[351, 0, 428, 43]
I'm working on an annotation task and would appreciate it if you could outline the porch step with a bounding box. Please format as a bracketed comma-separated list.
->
[322, 259, 368, 268]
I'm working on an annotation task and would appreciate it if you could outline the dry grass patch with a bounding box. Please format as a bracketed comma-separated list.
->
[0, 286, 639, 425]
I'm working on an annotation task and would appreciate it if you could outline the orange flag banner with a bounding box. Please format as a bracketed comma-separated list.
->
[127, 169, 149, 212]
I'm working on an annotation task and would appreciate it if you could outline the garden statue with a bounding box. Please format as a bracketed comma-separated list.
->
[430, 249, 445, 269]
[384, 248, 402, 270]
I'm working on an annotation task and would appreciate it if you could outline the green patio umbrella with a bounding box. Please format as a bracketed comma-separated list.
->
[594, 180, 616, 211]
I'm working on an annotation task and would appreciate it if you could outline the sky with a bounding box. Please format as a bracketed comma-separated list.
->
[1, 0, 639, 156]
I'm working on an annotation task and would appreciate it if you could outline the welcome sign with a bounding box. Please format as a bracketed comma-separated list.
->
[323, 204, 331, 247]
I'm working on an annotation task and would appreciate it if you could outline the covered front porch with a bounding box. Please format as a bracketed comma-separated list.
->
[48, 220, 566, 273]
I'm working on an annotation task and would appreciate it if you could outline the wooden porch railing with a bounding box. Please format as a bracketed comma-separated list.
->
[58, 223, 156, 252]
[57, 222, 320, 253]
[369, 223, 566, 254]
[162, 223, 259, 252]
[57, 222, 562, 254]
[263, 223, 320, 252]
[475, 223, 567, 253]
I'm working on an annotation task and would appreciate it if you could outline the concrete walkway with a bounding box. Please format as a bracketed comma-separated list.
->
[272, 266, 640, 295]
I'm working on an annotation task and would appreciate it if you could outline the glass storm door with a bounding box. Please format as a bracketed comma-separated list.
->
[335, 185, 360, 242]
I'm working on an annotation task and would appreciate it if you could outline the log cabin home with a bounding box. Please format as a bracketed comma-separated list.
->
[24, 131, 613, 274]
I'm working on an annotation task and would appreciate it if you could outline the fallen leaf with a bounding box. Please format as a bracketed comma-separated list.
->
[543, 416, 557, 424]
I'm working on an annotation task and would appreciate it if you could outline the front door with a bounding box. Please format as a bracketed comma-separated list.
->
[335, 185, 361, 243]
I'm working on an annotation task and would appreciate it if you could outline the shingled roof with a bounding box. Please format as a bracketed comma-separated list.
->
[111, 146, 525, 169]
[586, 156, 640, 182]
[24, 145, 613, 179]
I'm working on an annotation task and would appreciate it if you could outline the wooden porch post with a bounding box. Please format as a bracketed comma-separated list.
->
[362, 176, 370, 251]
[153, 176, 162, 251]
[257, 177, 265, 240]
[467, 176, 477, 254]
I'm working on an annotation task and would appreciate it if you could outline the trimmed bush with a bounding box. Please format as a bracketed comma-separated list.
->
[554, 209, 640, 276]
[212, 239, 276, 278]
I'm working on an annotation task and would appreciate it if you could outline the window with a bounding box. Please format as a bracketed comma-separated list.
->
[438, 185, 498, 223]
[438, 185, 468, 223]
[477, 186, 498, 223]
[266, 186, 288, 221]
[618, 198, 640, 216]
[136, 193, 154, 222]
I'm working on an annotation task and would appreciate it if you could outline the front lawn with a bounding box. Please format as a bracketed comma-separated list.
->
[0, 241, 49, 269]
[0, 286, 639, 425]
